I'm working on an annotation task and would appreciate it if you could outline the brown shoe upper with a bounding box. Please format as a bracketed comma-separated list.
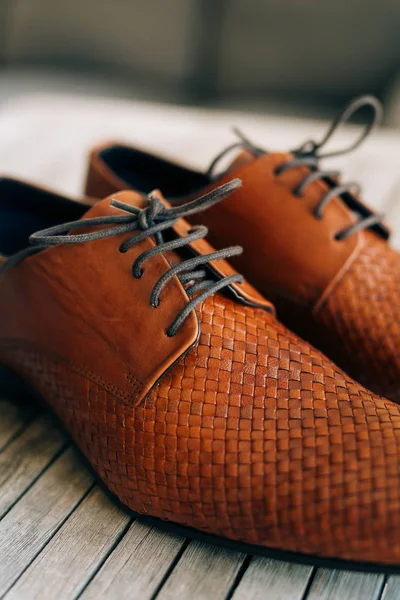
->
[2, 180, 400, 565]
[84, 96, 400, 403]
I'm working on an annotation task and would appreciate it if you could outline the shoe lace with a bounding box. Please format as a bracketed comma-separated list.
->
[208, 95, 385, 241]
[0, 179, 244, 337]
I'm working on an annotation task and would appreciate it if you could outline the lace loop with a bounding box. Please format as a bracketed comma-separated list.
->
[295, 94, 383, 159]
[210, 95, 385, 241]
[0, 179, 244, 336]
[282, 95, 383, 238]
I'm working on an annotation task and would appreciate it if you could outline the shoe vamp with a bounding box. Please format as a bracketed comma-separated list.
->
[4, 290, 400, 563]
[139, 292, 400, 561]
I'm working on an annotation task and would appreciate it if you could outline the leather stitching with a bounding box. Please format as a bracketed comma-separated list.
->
[0, 339, 143, 404]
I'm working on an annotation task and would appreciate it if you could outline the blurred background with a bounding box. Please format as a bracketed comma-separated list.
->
[0, 0, 400, 121]
[1, 0, 400, 243]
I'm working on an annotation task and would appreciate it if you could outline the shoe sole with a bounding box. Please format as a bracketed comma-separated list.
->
[1, 363, 400, 574]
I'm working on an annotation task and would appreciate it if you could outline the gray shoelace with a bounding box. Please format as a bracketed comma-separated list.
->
[0, 179, 244, 337]
[208, 95, 385, 241]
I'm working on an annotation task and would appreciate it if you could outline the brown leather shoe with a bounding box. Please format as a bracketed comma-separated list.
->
[2, 176, 400, 566]
[85, 95, 400, 404]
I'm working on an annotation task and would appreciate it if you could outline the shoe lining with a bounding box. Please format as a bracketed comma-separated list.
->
[101, 146, 211, 200]
[0, 179, 86, 256]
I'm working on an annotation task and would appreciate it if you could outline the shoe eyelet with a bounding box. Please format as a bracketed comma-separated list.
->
[334, 231, 344, 241]
[151, 300, 160, 308]
[165, 328, 174, 338]
[133, 268, 143, 279]
[119, 245, 127, 254]
[274, 165, 284, 176]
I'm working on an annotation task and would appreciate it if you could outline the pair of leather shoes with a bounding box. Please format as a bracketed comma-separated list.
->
[1, 95, 400, 566]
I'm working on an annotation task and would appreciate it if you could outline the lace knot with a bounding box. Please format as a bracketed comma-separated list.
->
[138, 195, 165, 230]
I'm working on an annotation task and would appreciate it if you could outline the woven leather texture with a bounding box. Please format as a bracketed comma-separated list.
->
[315, 239, 400, 404]
[2, 292, 400, 564]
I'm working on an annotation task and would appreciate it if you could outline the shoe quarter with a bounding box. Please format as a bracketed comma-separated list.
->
[0, 231, 199, 407]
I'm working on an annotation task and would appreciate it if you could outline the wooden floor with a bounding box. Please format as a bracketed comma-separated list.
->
[2, 93, 400, 599]
[1, 393, 400, 600]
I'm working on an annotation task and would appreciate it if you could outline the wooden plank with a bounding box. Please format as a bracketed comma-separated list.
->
[0, 446, 93, 596]
[0, 397, 38, 451]
[4, 486, 131, 600]
[306, 569, 384, 600]
[230, 556, 313, 600]
[80, 520, 186, 600]
[380, 576, 400, 600]
[0, 413, 67, 519]
[157, 541, 246, 600]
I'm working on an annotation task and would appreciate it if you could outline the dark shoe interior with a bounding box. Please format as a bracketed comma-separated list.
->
[0, 179, 87, 257]
[100, 146, 211, 198]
